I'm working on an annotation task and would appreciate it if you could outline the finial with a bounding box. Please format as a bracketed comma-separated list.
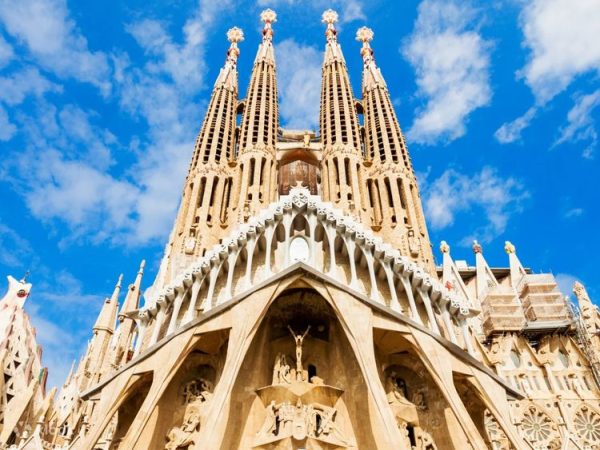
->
[472, 240, 482, 254]
[224, 27, 243, 65]
[356, 26, 375, 64]
[573, 281, 589, 302]
[504, 241, 515, 254]
[260, 9, 276, 42]
[440, 241, 450, 254]
[322, 9, 339, 41]
[116, 273, 123, 287]
[227, 27, 244, 44]
[20, 270, 30, 283]
[138, 259, 146, 273]
[356, 26, 374, 44]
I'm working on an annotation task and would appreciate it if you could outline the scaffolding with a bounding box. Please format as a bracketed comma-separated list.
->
[567, 297, 600, 390]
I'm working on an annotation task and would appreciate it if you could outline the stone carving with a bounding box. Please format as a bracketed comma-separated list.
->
[407, 229, 421, 257]
[411, 388, 427, 411]
[256, 399, 345, 444]
[165, 378, 213, 449]
[182, 378, 213, 404]
[288, 325, 311, 379]
[386, 373, 419, 425]
[573, 405, 600, 446]
[165, 402, 202, 450]
[385, 372, 438, 450]
[272, 353, 292, 385]
[415, 430, 438, 450]
[483, 409, 511, 450]
[518, 405, 561, 449]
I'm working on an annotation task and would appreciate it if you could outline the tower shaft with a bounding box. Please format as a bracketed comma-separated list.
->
[234, 10, 279, 221]
[357, 27, 435, 272]
[319, 11, 367, 221]
[163, 29, 244, 281]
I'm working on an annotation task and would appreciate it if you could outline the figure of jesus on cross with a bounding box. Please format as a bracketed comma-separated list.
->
[288, 325, 311, 374]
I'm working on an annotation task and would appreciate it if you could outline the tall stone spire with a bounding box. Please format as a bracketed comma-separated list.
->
[92, 274, 121, 332]
[84, 275, 122, 388]
[356, 27, 435, 272]
[234, 9, 279, 220]
[163, 28, 244, 281]
[319, 10, 366, 220]
[110, 260, 145, 368]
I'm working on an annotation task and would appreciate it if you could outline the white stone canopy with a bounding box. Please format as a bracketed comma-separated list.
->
[134, 187, 478, 356]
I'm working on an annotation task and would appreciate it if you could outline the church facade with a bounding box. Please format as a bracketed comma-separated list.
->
[2, 9, 600, 450]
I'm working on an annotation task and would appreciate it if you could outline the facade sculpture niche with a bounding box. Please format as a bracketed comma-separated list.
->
[95, 373, 153, 450]
[220, 288, 380, 449]
[165, 377, 213, 450]
[383, 368, 437, 450]
[374, 330, 460, 448]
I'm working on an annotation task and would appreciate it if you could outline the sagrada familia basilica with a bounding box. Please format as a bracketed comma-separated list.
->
[2, 8, 600, 450]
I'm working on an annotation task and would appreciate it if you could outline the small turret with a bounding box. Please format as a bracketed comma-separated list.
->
[93, 274, 122, 333]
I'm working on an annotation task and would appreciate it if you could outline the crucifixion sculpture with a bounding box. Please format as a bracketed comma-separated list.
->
[288, 325, 311, 374]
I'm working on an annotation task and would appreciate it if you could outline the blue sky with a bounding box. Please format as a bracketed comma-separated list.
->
[0, 0, 598, 389]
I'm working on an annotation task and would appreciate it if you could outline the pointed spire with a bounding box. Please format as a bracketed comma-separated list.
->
[93, 275, 122, 332]
[472, 240, 498, 298]
[254, 9, 277, 64]
[238, 9, 279, 153]
[322, 9, 345, 65]
[439, 241, 470, 302]
[356, 26, 386, 90]
[505, 241, 526, 288]
[214, 27, 244, 89]
[118, 260, 145, 321]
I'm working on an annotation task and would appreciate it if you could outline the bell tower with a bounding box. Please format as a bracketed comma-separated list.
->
[163, 27, 244, 281]
[233, 9, 279, 222]
[356, 27, 435, 272]
[319, 10, 368, 222]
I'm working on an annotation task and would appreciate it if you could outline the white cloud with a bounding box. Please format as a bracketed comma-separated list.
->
[21, 149, 140, 243]
[2, 0, 228, 247]
[276, 39, 321, 130]
[423, 167, 528, 243]
[555, 273, 578, 298]
[565, 207, 584, 219]
[554, 90, 600, 157]
[0, 0, 110, 93]
[0, 221, 32, 267]
[0, 33, 13, 67]
[494, 106, 537, 144]
[0, 105, 16, 141]
[519, 0, 600, 104]
[402, 0, 491, 144]
[496, 0, 600, 141]
[0, 67, 62, 106]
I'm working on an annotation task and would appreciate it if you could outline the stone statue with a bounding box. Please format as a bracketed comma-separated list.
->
[165, 403, 202, 450]
[278, 401, 294, 435]
[272, 353, 292, 384]
[386, 373, 419, 426]
[182, 378, 213, 404]
[415, 429, 438, 450]
[288, 325, 311, 375]
[258, 400, 277, 436]
[407, 229, 421, 257]
[412, 389, 427, 411]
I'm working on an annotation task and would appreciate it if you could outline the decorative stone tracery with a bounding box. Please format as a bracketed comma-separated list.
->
[573, 405, 600, 448]
[136, 188, 476, 359]
[517, 405, 561, 450]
